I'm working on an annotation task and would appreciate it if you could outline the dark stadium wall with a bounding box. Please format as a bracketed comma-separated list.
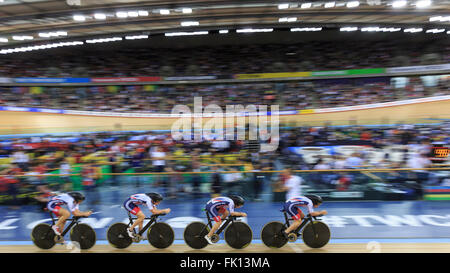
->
[5, 31, 448, 60]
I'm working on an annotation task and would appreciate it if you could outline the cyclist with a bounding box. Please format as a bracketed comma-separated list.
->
[281, 194, 327, 239]
[123, 192, 171, 238]
[204, 195, 247, 244]
[47, 192, 92, 236]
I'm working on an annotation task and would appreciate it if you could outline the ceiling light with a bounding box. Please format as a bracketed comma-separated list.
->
[138, 10, 149, 16]
[429, 15, 450, 22]
[86, 37, 122, 43]
[324, 2, 336, 8]
[73, 15, 86, 21]
[12, 35, 33, 41]
[236, 28, 274, 33]
[94, 13, 107, 20]
[0, 38, 8, 43]
[346, 1, 360, 8]
[165, 31, 208, 37]
[426, 28, 445, 33]
[415, 0, 431, 8]
[404, 27, 423, 33]
[290, 27, 322, 32]
[392, 0, 407, 8]
[128, 11, 139, 17]
[160, 9, 170, 15]
[278, 3, 289, 9]
[340, 27, 358, 31]
[116, 12, 128, 18]
[181, 21, 199, 27]
[219, 30, 229, 34]
[125, 35, 149, 40]
[301, 3, 312, 8]
[279, 17, 297, 22]
[182, 8, 192, 14]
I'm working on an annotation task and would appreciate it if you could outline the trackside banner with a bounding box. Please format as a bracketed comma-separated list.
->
[234, 68, 386, 80]
[311, 68, 386, 77]
[0, 96, 448, 117]
[91, 77, 161, 83]
[386, 63, 450, 74]
[0, 77, 12, 84]
[313, 95, 450, 113]
[14, 78, 91, 84]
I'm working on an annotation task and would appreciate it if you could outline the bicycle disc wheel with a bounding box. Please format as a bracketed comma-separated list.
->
[70, 223, 97, 250]
[302, 221, 330, 248]
[224, 222, 252, 249]
[107, 223, 133, 249]
[184, 222, 209, 249]
[261, 221, 288, 248]
[147, 222, 174, 249]
[31, 223, 56, 250]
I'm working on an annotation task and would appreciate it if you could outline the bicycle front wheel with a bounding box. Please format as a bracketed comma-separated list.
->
[147, 222, 175, 249]
[302, 221, 330, 248]
[224, 222, 252, 249]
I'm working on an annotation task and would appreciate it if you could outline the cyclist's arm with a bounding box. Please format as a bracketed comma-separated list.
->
[230, 211, 247, 217]
[310, 210, 327, 217]
[150, 207, 171, 215]
[72, 209, 92, 217]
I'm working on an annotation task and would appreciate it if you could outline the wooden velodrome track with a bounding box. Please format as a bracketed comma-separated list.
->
[1, 243, 450, 253]
[0, 99, 449, 134]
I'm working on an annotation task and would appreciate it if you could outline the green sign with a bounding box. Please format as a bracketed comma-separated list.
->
[311, 68, 386, 77]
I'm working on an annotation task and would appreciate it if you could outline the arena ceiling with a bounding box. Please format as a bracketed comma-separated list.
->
[0, 0, 449, 47]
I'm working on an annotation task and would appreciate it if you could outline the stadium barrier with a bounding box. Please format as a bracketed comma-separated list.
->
[0, 167, 448, 206]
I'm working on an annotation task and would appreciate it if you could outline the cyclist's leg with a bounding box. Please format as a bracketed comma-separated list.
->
[206, 205, 223, 240]
[129, 210, 145, 233]
[284, 207, 303, 234]
[55, 208, 70, 233]
[220, 207, 229, 220]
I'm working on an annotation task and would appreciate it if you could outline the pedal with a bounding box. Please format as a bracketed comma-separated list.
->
[133, 234, 143, 243]
[54, 235, 65, 244]
[287, 233, 297, 242]
[211, 234, 220, 243]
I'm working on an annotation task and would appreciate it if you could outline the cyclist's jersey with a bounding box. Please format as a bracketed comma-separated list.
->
[285, 196, 314, 214]
[206, 196, 235, 213]
[125, 193, 156, 211]
[47, 194, 79, 212]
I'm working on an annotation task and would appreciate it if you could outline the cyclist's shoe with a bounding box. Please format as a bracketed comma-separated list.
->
[127, 228, 135, 238]
[52, 225, 61, 236]
[204, 235, 214, 244]
[279, 229, 289, 239]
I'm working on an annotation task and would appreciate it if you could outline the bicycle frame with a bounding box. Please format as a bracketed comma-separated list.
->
[49, 212, 82, 237]
[204, 210, 237, 236]
[283, 212, 318, 236]
[127, 212, 164, 237]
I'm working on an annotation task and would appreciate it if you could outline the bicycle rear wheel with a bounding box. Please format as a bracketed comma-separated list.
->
[107, 223, 133, 249]
[302, 221, 330, 248]
[70, 223, 97, 250]
[224, 222, 252, 249]
[31, 223, 56, 250]
[147, 222, 174, 249]
[261, 221, 288, 248]
[184, 222, 210, 249]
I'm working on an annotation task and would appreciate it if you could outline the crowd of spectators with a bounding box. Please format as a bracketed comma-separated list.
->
[0, 76, 448, 112]
[0, 40, 448, 78]
[0, 122, 448, 208]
